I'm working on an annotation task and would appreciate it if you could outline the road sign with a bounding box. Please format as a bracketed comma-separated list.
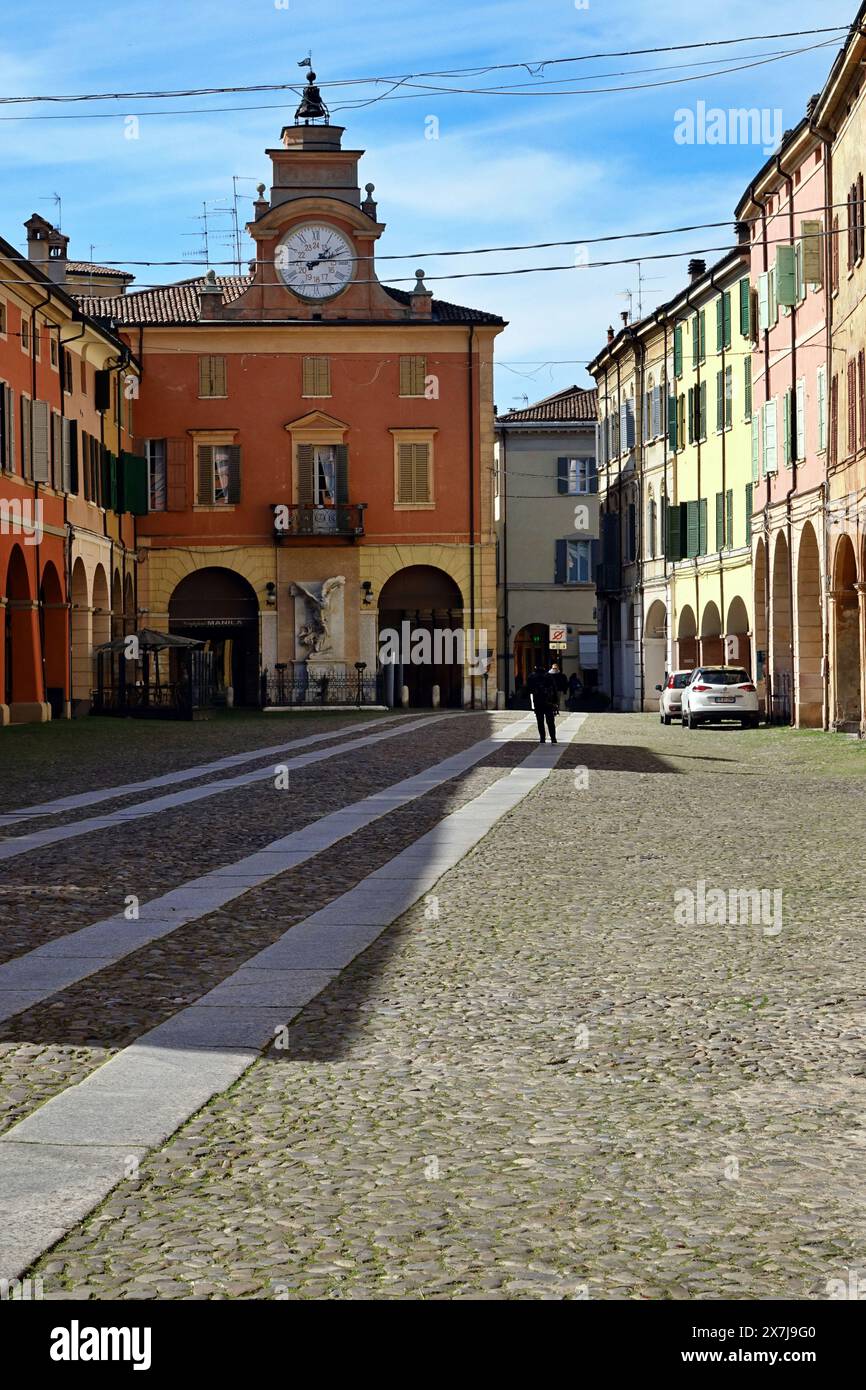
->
[549, 623, 568, 651]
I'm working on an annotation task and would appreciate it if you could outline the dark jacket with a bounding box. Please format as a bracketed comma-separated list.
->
[526, 670, 558, 711]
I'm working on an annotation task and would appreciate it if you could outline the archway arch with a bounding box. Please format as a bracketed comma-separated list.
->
[40, 561, 67, 716]
[725, 595, 751, 673]
[378, 565, 465, 708]
[700, 600, 724, 665]
[796, 523, 822, 727]
[169, 567, 260, 705]
[111, 568, 124, 640]
[644, 599, 668, 696]
[124, 572, 135, 636]
[3, 544, 40, 707]
[771, 533, 793, 721]
[70, 558, 92, 703]
[754, 537, 767, 682]
[832, 534, 860, 729]
[677, 604, 697, 670]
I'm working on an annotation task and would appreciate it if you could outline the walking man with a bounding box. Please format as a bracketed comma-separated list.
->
[527, 661, 558, 744]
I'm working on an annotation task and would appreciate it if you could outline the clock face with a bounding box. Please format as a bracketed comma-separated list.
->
[276, 223, 355, 301]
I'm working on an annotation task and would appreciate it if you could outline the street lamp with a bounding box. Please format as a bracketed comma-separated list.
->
[354, 660, 367, 707]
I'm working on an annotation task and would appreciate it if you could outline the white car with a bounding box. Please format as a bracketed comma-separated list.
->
[681, 666, 760, 729]
[656, 670, 693, 724]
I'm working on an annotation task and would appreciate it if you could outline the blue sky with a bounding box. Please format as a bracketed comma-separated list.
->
[0, 0, 855, 408]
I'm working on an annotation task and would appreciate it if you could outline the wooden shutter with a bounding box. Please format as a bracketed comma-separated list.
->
[699, 381, 707, 439]
[686, 500, 699, 558]
[0, 384, 14, 472]
[196, 445, 214, 504]
[587, 458, 598, 494]
[61, 418, 72, 492]
[716, 372, 724, 432]
[725, 366, 733, 429]
[858, 351, 866, 449]
[302, 356, 330, 396]
[776, 245, 797, 307]
[716, 299, 724, 353]
[698, 498, 707, 556]
[715, 492, 725, 551]
[744, 358, 752, 420]
[745, 483, 753, 544]
[751, 413, 760, 482]
[739, 278, 751, 336]
[335, 444, 349, 504]
[51, 411, 62, 489]
[225, 445, 241, 503]
[554, 539, 567, 584]
[723, 291, 732, 348]
[764, 400, 777, 473]
[758, 273, 770, 332]
[397, 443, 414, 503]
[673, 324, 683, 377]
[687, 387, 695, 444]
[556, 457, 569, 494]
[296, 443, 315, 505]
[667, 393, 678, 450]
[166, 437, 187, 510]
[31, 399, 50, 482]
[726, 490, 733, 551]
[198, 356, 226, 397]
[399, 355, 426, 396]
[414, 443, 431, 502]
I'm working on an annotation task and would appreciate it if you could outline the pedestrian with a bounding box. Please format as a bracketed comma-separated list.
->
[548, 660, 568, 710]
[527, 660, 558, 744]
[568, 671, 583, 710]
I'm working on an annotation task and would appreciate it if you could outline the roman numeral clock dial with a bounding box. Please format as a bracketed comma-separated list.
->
[276, 223, 355, 301]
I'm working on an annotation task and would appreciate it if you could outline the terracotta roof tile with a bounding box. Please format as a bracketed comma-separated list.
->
[73, 275, 505, 327]
[497, 385, 598, 424]
[66, 261, 135, 280]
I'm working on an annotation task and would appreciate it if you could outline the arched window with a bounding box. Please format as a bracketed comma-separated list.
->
[647, 492, 657, 559]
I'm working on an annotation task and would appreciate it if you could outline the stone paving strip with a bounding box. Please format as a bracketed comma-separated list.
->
[0, 715, 534, 1025]
[0, 712, 459, 863]
[0, 716, 584, 1281]
[0, 713, 417, 828]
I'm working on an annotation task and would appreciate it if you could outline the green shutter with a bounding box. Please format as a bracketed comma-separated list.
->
[693, 314, 699, 367]
[699, 381, 707, 439]
[674, 324, 683, 378]
[666, 504, 682, 561]
[687, 500, 699, 558]
[776, 245, 797, 307]
[723, 291, 732, 348]
[725, 366, 733, 429]
[745, 483, 753, 544]
[667, 395, 678, 450]
[717, 299, 725, 353]
[120, 452, 149, 515]
[698, 498, 708, 556]
[783, 389, 792, 466]
[744, 357, 752, 420]
[715, 491, 725, 550]
[740, 279, 751, 336]
[726, 489, 734, 551]
[716, 371, 724, 432]
[751, 413, 760, 481]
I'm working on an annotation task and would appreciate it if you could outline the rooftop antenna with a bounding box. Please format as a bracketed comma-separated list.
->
[181, 201, 235, 271]
[41, 192, 62, 229]
[231, 176, 260, 274]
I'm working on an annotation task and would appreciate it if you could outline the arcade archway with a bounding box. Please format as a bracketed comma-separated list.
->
[169, 567, 260, 705]
[378, 565, 465, 707]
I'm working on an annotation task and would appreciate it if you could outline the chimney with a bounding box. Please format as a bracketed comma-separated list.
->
[621, 310, 630, 326]
[688, 258, 706, 283]
[607, 325, 615, 344]
[25, 214, 69, 285]
[198, 270, 224, 320]
[409, 268, 433, 319]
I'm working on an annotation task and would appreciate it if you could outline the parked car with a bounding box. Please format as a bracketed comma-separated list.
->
[681, 667, 760, 729]
[656, 671, 693, 725]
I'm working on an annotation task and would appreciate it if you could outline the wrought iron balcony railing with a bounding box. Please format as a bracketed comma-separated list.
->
[271, 502, 366, 539]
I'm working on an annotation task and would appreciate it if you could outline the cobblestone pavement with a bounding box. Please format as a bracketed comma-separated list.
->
[3, 712, 866, 1299]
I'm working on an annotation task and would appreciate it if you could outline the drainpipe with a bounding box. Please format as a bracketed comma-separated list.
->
[500, 424, 509, 698]
[662, 315, 672, 670]
[810, 121, 835, 730]
[30, 288, 52, 705]
[710, 266, 727, 661]
[632, 328, 646, 711]
[753, 182, 773, 716]
[467, 325, 476, 710]
[777, 154, 798, 725]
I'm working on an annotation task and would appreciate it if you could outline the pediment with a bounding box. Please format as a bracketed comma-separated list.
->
[284, 410, 349, 434]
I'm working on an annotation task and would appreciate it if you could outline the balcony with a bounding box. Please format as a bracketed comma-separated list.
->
[271, 502, 366, 541]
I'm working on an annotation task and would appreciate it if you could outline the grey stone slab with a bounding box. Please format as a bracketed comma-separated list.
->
[31, 920, 173, 959]
[0, 990, 53, 1022]
[228, 967, 337, 990]
[0, 1142, 148, 1283]
[139, 1005, 302, 1050]
[0, 955, 100, 991]
[196, 978, 332, 1009]
[84, 1042, 260, 1089]
[249, 924, 385, 971]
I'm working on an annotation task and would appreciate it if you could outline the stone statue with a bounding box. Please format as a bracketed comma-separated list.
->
[291, 576, 345, 658]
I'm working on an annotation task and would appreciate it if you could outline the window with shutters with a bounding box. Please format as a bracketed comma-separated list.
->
[817, 365, 827, 451]
[198, 355, 227, 398]
[830, 374, 839, 463]
[560, 539, 593, 585]
[558, 456, 596, 494]
[647, 496, 657, 559]
[796, 379, 806, 461]
[21, 318, 30, 354]
[725, 489, 733, 551]
[0, 383, 14, 472]
[673, 323, 683, 378]
[0, 301, 6, 337]
[51, 410, 62, 490]
[394, 440, 433, 507]
[831, 215, 840, 292]
[763, 399, 777, 474]
[63, 348, 73, 394]
[724, 366, 733, 430]
[146, 439, 167, 511]
[859, 350, 866, 450]
[745, 483, 753, 545]
[49, 337, 58, 369]
[848, 360, 857, 455]
[302, 355, 331, 397]
[715, 491, 725, 550]
[399, 355, 427, 397]
[31, 399, 50, 482]
[744, 357, 753, 421]
[196, 443, 240, 505]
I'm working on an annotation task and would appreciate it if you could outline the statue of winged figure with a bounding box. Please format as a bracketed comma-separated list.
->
[291, 576, 345, 657]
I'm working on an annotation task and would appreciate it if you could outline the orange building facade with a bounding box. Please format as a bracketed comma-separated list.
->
[80, 93, 505, 709]
[0, 231, 139, 725]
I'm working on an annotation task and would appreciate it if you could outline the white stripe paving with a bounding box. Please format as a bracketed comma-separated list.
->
[0, 715, 535, 1024]
[0, 711, 460, 863]
[0, 714, 584, 1280]
[0, 713, 418, 828]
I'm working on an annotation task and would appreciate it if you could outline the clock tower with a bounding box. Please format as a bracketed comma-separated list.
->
[217, 72, 414, 323]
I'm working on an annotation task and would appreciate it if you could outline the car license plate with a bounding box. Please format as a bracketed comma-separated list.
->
[713, 696, 736, 703]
